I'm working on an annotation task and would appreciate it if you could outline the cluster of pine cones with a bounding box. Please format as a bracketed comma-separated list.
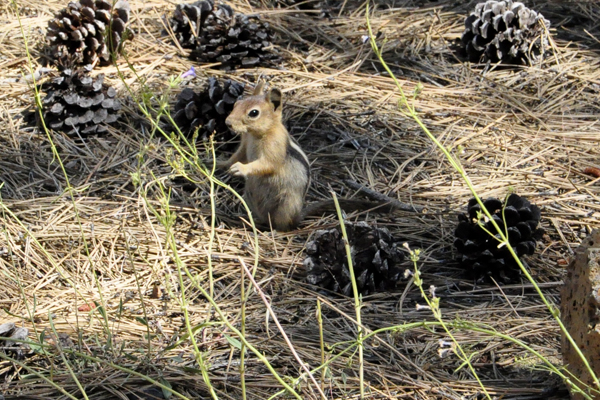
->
[39, 0, 134, 136]
[303, 193, 545, 296]
[461, 1, 550, 64]
[160, 0, 281, 145]
[37, 0, 284, 137]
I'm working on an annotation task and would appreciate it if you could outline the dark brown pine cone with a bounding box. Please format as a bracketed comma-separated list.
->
[166, 0, 215, 49]
[170, 77, 245, 148]
[46, 0, 133, 68]
[454, 194, 544, 283]
[166, 1, 281, 70]
[40, 68, 121, 135]
[304, 221, 406, 296]
[461, 1, 550, 64]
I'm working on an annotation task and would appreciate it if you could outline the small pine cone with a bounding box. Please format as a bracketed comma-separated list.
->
[46, 0, 133, 68]
[167, 1, 281, 69]
[41, 68, 121, 135]
[0, 323, 31, 361]
[454, 194, 544, 283]
[461, 1, 550, 64]
[166, 0, 215, 48]
[304, 221, 405, 296]
[171, 77, 245, 145]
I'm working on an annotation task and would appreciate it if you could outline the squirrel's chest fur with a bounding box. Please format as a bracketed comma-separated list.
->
[244, 133, 310, 229]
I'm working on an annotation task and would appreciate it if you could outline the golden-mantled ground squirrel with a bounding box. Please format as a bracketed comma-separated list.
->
[219, 81, 310, 231]
[219, 81, 414, 231]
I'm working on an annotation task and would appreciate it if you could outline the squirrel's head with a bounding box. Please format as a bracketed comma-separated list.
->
[225, 81, 283, 137]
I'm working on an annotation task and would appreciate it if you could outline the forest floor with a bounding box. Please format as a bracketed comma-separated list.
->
[0, 0, 599, 398]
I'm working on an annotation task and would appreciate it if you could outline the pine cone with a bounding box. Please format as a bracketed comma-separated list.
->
[461, 1, 550, 64]
[304, 221, 405, 296]
[166, 0, 215, 48]
[167, 1, 281, 69]
[46, 0, 133, 68]
[41, 68, 121, 135]
[171, 77, 245, 146]
[454, 194, 544, 283]
[0, 323, 31, 361]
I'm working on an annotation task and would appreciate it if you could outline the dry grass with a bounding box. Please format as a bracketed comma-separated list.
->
[0, 0, 599, 398]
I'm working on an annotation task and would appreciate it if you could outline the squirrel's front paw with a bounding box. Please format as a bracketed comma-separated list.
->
[229, 162, 247, 177]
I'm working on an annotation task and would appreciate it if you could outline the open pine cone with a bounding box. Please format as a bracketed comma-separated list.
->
[454, 194, 544, 283]
[46, 0, 133, 68]
[40, 68, 121, 135]
[461, 1, 550, 64]
[304, 221, 405, 296]
[170, 77, 245, 147]
[166, 0, 281, 69]
[166, 0, 215, 49]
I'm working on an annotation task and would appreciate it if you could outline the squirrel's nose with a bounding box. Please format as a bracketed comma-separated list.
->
[225, 117, 232, 128]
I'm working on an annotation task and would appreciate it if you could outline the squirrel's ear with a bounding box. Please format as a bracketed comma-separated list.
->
[268, 88, 282, 111]
[253, 80, 266, 96]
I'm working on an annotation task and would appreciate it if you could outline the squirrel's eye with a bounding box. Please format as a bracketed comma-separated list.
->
[248, 109, 260, 118]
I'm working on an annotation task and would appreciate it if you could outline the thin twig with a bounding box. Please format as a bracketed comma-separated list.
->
[344, 179, 424, 212]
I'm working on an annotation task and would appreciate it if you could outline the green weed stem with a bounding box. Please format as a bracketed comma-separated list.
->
[317, 298, 326, 392]
[331, 191, 365, 399]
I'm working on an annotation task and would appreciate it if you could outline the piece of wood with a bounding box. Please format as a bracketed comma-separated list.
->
[561, 229, 600, 400]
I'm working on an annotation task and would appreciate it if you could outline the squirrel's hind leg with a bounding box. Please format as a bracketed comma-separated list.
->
[270, 195, 304, 232]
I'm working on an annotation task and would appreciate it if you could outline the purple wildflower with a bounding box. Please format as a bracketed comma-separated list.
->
[181, 66, 196, 79]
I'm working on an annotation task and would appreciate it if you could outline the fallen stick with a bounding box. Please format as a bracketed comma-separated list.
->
[344, 179, 424, 213]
